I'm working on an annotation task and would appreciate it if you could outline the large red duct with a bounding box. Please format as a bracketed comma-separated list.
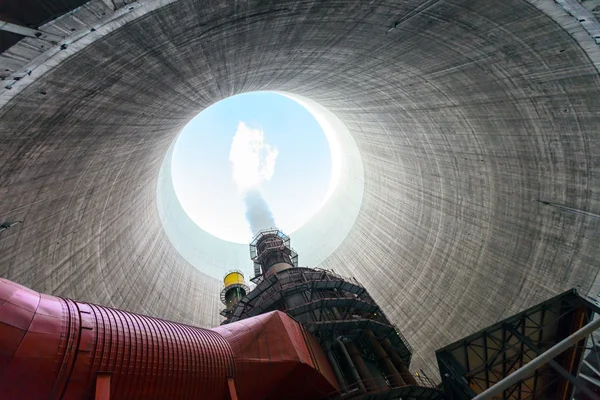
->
[213, 311, 338, 400]
[0, 278, 338, 399]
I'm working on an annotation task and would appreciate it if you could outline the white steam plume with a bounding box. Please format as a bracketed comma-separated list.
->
[229, 122, 278, 234]
[243, 189, 276, 234]
[229, 122, 278, 192]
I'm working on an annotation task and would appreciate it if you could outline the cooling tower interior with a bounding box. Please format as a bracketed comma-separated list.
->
[1, 0, 599, 380]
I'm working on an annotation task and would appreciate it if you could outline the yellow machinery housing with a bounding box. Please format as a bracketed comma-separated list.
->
[220, 270, 250, 316]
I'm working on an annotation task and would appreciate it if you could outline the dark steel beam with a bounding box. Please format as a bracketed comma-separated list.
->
[519, 318, 526, 400]
[505, 325, 600, 400]
[503, 325, 508, 399]
[483, 332, 490, 389]
[533, 307, 545, 398]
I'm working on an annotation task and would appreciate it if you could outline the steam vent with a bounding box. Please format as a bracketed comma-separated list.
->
[1, 0, 600, 399]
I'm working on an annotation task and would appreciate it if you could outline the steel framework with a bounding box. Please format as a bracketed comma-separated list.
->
[437, 289, 600, 400]
[224, 230, 444, 400]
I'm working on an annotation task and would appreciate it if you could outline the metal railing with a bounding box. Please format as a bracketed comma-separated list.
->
[313, 267, 365, 289]
[392, 324, 413, 355]
[237, 269, 374, 320]
[324, 373, 439, 399]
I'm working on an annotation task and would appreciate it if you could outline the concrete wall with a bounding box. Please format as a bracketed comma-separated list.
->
[1, 0, 599, 377]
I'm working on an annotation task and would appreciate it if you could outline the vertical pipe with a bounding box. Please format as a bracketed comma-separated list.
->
[365, 359, 391, 391]
[269, 262, 294, 275]
[326, 346, 347, 393]
[365, 330, 405, 387]
[381, 338, 418, 385]
[344, 339, 376, 392]
[332, 307, 342, 320]
[335, 339, 366, 394]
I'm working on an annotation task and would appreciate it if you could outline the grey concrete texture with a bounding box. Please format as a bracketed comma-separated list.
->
[1, 0, 599, 378]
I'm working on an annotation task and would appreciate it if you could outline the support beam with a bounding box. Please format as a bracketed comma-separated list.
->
[506, 326, 600, 400]
[438, 351, 478, 398]
[95, 373, 111, 400]
[227, 377, 238, 400]
[472, 317, 600, 400]
[0, 21, 63, 43]
[483, 332, 490, 389]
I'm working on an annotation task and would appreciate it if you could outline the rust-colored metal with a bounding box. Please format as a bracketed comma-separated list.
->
[381, 337, 418, 385]
[95, 374, 111, 400]
[213, 310, 339, 400]
[0, 278, 235, 399]
[560, 307, 587, 400]
[227, 377, 238, 400]
[365, 330, 405, 387]
[0, 278, 337, 400]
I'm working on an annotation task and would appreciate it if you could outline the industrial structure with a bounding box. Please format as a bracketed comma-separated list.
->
[0, 274, 338, 399]
[2, 229, 600, 399]
[226, 229, 443, 398]
[1, 0, 600, 397]
[220, 270, 249, 320]
[0, 230, 443, 399]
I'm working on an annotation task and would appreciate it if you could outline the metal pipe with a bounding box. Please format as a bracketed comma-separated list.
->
[0, 278, 235, 399]
[332, 307, 342, 320]
[507, 326, 600, 400]
[344, 339, 376, 392]
[335, 339, 366, 393]
[0, 220, 21, 234]
[1, 278, 340, 400]
[473, 316, 600, 400]
[381, 338, 418, 385]
[326, 346, 348, 393]
[591, 331, 600, 373]
[365, 359, 391, 391]
[365, 330, 405, 387]
[269, 262, 294, 275]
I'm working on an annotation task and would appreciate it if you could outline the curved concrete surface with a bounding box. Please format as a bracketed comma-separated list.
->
[1, 0, 599, 377]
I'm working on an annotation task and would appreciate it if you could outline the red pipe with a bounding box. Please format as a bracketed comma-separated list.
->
[0, 278, 234, 399]
[0, 278, 338, 399]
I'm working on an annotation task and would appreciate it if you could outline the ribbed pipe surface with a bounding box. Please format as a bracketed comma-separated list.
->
[0, 278, 234, 400]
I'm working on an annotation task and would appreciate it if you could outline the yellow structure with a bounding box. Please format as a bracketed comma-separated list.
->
[220, 270, 250, 319]
[223, 270, 245, 288]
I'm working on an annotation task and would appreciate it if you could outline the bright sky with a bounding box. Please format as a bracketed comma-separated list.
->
[171, 92, 332, 244]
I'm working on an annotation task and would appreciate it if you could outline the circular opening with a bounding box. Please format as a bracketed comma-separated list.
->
[157, 92, 364, 280]
[171, 92, 333, 244]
